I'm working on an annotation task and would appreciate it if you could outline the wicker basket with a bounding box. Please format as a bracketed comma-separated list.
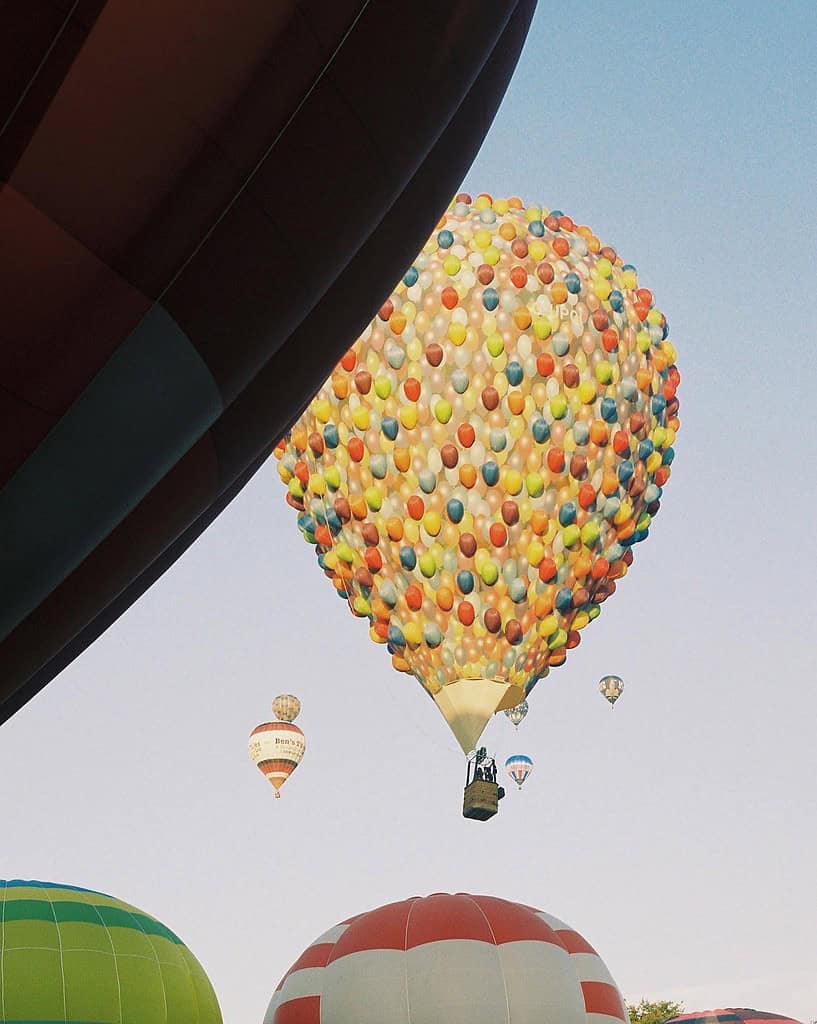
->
[463, 779, 499, 821]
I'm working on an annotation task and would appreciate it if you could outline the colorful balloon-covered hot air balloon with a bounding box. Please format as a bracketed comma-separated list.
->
[0, 879, 222, 1023]
[599, 675, 624, 707]
[276, 194, 680, 754]
[504, 699, 529, 727]
[264, 893, 627, 1023]
[249, 718, 306, 798]
[271, 694, 301, 723]
[667, 1012, 803, 1024]
[505, 753, 534, 788]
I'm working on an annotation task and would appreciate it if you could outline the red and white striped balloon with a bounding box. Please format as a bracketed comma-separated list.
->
[264, 893, 626, 1023]
[668, 1012, 803, 1024]
[249, 721, 305, 798]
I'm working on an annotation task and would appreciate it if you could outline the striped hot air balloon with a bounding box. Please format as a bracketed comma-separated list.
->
[249, 721, 305, 798]
[264, 893, 627, 1023]
[667, 1012, 803, 1024]
[505, 753, 534, 789]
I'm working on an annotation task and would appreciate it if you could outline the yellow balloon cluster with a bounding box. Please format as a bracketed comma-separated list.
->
[275, 194, 680, 751]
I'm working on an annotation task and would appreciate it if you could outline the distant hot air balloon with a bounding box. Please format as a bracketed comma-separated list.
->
[599, 675, 624, 707]
[667, 1012, 803, 1024]
[504, 700, 529, 728]
[271, 694, 301, 723]
[249, 716, 306, 799]
[505, 753, 534, 789]
[264, 893, 627, 1023]
[277, 195, 680, 755]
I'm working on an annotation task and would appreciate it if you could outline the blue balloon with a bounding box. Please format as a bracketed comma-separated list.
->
[381, 416, 399, 440]
[403, 266, 419, 287]
[506, 361, 524, 386]
[437, 229, 454, 249]
[399, 547, 417, 571]
[482, 461, 500, 486]
[637, 439, 654, 461]
[457, 570, 475, 595]
[600, 397, 618, 422]
[482, 287, 499, 311]
[532, 418, 550, 443]
[555, 587, 574, 613]
[446, 499, 464, 523]
[387, 625, 406, 648]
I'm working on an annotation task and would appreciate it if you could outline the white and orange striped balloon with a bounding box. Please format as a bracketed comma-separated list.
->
[264, 892, 626, 1023]
[249, 721, 305, 798]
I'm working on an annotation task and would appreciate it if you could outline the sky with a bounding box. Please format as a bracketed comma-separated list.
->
[2, 1, 817, 1020]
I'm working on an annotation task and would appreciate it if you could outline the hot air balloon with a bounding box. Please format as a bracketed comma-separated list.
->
[271, 694, 301, 723]
[0, 879, 222, 1023]
[276, 195, 681, 755]
[599, 675, 624, 707]
[249, 708, 306, 798]
[667, 1012, 803, 1024]
[505, 753, 534, 789]
[504, 700, 529, 728]
[0, 3, 536, 728]
[264, 893, 627, 1023]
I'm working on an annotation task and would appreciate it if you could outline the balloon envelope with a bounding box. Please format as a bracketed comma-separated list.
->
[0, 879, 221, 1022]
[504, 700, 529, 727]
[668, 1013, 803, 1024]
[278, 195, 680, 752]
[599, 675, 624, 706]
[505, 753, 534, 788]
[272, 694, 301, 723]
[265, 893, 626, 1023]
[249, 721, 306, 797]
[0, 1, 536, 727]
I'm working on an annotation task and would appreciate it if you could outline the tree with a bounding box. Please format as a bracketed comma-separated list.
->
[627, 999, 685, 1024]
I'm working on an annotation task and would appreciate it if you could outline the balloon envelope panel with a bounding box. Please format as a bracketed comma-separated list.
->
[265, 893, 627, 1023]
[277, 194, 680, 750]
[0, 879, 221, 1023]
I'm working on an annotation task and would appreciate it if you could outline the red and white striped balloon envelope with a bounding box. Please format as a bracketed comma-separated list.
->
[249, 721, 305, 799]
[668, 1012, 803, 1024]
[264, 892, 626, 1023]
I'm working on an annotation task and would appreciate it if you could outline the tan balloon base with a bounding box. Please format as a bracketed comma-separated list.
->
[433, 678, 525, 754]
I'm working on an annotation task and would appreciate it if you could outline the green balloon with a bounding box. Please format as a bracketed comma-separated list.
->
[0, 880, 222, 1023]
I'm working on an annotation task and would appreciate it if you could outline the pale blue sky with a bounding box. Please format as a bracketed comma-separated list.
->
[2, 2, 816, 1020]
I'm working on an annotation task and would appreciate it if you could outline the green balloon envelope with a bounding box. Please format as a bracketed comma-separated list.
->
[0, 880, 222, 1023]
